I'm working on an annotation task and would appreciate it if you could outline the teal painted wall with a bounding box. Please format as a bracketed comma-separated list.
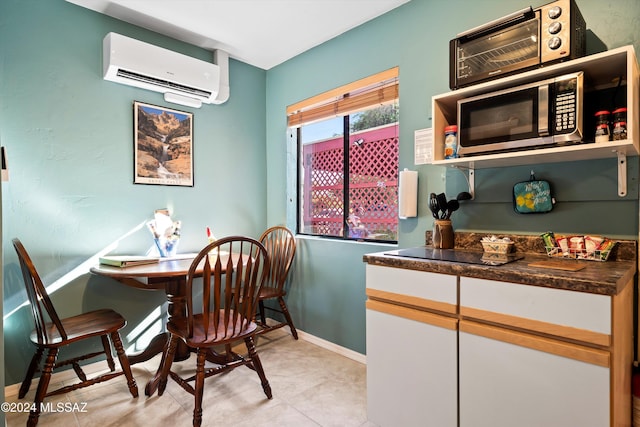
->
[1, 0, 267, 386]
[265, 0, 640, 355]
[1, 0, 639, 390]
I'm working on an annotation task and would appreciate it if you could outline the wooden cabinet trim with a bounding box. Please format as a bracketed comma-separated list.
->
[460, 306, 611, 348]
[460, 320, 610, 367]
[610, 277, 633, 427]
[366, 299, 458, 331]
[366, 288, 457, 315]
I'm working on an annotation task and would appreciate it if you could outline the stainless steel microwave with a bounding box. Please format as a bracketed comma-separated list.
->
[449, 0, 586, 90]
[456, 71, 584, 157]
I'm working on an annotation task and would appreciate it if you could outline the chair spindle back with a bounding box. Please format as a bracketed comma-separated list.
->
[259, 226, 296, 291]
[12, 238, 67, 343]
[184, 236, 268, 340]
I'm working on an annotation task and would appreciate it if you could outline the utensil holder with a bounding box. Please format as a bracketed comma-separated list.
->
[433, 219, 454, 249]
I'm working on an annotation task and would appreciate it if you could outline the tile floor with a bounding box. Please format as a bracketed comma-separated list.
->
[5, 329, 375, 427]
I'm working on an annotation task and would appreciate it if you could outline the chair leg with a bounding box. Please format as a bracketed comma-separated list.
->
[110, 331, 138, 398]
[193, 349, 207, 427]
[28, 348, 58, 427]
[157, 335, 178, 396]
[101, 335, 116, 372]
[19, 347, 44, 399]
[258, 300, 267, 327]
[278, 297, 298, 339]
[245, 337, 272, 399]
[223, 344, 235, 362]
[71, 362, 87, 382]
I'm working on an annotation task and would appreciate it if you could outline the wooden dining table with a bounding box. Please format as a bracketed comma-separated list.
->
[90, 252, 242, 396]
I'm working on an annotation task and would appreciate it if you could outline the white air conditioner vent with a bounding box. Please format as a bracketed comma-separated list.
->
[103, 32, 229, 106]
[115, 69, 213, 99]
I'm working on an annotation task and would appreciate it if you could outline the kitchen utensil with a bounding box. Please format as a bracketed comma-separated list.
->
[429, 193, 439, 219]
[445, 199, 459, 219]
[456, 191, 472, 201]
[436, 193, 448, 219]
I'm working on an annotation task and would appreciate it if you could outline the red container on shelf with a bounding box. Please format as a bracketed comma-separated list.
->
[612, 107, 627, 141]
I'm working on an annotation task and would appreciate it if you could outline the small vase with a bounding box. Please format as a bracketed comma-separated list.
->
[154, 237, 179, 257]
[433, 219, 454, 249]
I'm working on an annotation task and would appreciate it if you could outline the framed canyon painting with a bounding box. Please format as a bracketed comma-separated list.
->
[133, 101, 193, 187]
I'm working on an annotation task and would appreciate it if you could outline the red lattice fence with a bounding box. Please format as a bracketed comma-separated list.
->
[302, 124, 399, 240]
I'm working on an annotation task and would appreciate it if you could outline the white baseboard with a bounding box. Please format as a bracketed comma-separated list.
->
[4, 383, 20, 399]
[263, 317, 366, 365]
[296, 329, 366, 365]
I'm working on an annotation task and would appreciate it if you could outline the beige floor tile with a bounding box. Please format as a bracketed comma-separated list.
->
[5, 329, 370, 427]
[4, 390, 78, 427]
[224, 401, 321, 427]
[288, 375, 368, 427]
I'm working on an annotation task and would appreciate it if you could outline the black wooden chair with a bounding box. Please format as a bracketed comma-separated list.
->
[13, 238, 138, 426]
[255, 225, 298, 339]
[155, 236, 272, 426]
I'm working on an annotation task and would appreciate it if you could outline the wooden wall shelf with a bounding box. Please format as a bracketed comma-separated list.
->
[429, 45, 639, 196]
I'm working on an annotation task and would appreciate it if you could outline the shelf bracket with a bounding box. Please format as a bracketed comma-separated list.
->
[452, 165, 475, 199]
[617, 151, 627, 197]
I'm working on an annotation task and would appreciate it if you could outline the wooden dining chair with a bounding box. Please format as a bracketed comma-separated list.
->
[12, 238, 138, 427]
[156, 236, 272, 427]
[255, 225, 298, 339]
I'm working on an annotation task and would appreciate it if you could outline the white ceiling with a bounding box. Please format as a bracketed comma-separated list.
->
[66, 0, 410, 70]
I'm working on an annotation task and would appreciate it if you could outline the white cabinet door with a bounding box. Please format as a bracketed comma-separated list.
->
[367, 305, 457, 427]
[459, 323, 610, 427]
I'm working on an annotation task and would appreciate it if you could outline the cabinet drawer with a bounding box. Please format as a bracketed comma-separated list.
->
[366, 264, 457, 314]
[460, 277, 611, 346]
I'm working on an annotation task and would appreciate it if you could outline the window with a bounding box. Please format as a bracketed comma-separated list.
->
[287, 68, 399, 243]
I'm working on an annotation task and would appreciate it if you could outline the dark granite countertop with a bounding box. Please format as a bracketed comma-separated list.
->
[363, 232, 637, 296]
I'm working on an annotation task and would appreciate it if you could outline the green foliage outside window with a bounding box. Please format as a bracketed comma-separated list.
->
[350, 103, 399, 132]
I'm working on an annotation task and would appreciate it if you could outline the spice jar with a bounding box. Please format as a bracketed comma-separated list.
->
[612, 107, 627, 141]
[594, 110, 610, 143]
[444, 125, 458, 159]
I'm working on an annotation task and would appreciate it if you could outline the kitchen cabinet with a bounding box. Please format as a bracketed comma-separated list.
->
[365, 265, 458, 427]
[430, 45, 639, 195]
[459, 328, 610, 427]
[459, 277, 617, 427]
[364, 260, 634, 427]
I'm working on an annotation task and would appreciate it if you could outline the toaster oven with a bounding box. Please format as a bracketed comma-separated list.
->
[450, 0, 586, 90]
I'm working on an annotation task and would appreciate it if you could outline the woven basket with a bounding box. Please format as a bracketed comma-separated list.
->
[481, 241, 514, 254]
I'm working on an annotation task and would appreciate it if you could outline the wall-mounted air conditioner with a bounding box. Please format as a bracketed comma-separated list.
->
[102, 32, 229, 107]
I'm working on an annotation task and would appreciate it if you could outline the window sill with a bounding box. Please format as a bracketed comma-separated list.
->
[295, 234, 398, 248]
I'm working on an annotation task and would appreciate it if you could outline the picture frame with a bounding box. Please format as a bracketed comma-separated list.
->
[133, 101, 194, 187]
